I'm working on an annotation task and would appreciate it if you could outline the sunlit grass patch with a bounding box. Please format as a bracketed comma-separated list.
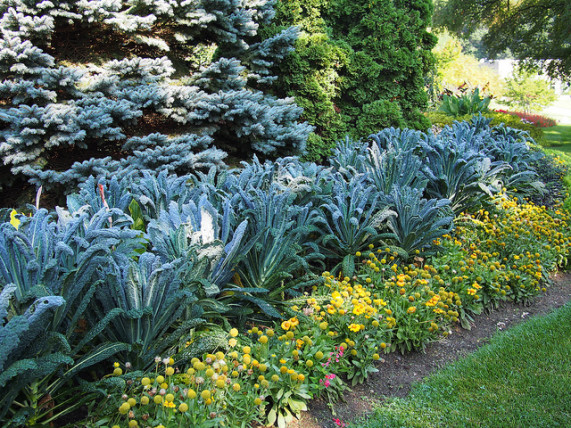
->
[354, 302, 571, 427]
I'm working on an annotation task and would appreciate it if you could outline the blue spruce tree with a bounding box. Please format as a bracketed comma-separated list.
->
[0, 0, 311, 192]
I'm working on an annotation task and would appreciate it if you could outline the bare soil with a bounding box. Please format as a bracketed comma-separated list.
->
[289, 271, 571, 428]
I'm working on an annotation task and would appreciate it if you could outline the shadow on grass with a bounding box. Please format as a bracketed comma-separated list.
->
[543, 125, 571, 149]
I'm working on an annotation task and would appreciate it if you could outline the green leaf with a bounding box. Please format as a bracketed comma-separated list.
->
[129, 199, 146, 232]
[267, 407, 277, 425]
[64, 342, 131, 379]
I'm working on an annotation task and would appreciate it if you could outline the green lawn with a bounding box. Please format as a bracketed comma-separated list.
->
[353, 302, 571, 428]
[543, 124, 571, 151]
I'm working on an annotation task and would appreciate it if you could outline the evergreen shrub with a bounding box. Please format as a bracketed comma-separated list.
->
[0, 0, 312, 193]
[264, 0, 437, 161]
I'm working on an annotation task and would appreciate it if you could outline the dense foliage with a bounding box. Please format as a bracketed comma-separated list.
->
[1, 117, 569, 426]
[263, 0, 437, 161]
[0, 0, 312, 193]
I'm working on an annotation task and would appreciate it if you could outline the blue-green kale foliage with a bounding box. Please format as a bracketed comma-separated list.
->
[0, 117, 553, 424]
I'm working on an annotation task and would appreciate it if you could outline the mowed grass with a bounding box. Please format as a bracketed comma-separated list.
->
[543, 125, 571, 152]
[353, 302, 571, 428]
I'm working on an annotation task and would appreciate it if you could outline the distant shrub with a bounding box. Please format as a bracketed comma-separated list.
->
[438, 88, 491, 117]
[426, 111, 546, 145]
[494, 110, 557, 128]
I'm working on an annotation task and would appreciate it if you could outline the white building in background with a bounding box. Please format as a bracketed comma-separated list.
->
[479, 59, 567, 94]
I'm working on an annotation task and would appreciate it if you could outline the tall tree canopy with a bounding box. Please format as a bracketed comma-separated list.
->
[433, 0, 571, 82]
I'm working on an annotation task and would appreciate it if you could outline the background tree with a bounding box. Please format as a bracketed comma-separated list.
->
[433, 0, 571, 82]
[429, 30, 504, 100]
[0, 0, 312, 195]
[503, 71, 558, 113]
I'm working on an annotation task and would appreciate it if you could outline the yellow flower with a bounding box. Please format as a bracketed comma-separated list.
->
[179, 403, 189, 412]
[163, 401, 176, 408]
[230, 328, 239, 337]
[229, 338, 237, 347]
[348, 323, 362, 332]
[281, 320, 291, 331]
[407, 306, 416, 314]
[9, 210, 20, 230]
[113, 362, 120, 368]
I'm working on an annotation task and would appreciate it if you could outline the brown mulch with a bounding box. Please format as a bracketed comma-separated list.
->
[288, 271, 571, 428]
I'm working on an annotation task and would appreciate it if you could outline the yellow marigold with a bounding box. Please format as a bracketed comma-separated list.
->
[348, 323, 362, 332]
[407, 306, 416, 314]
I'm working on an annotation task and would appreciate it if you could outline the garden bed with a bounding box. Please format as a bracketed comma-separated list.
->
[294, 270, 571, 428]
